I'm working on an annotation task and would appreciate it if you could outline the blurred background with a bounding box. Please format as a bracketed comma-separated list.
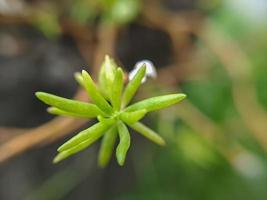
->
[1, 0, 267, 199]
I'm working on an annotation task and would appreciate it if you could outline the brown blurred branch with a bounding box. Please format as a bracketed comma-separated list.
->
[0, 89, 88, 163]
[141, 3, 222, 140]
[142, 1, 267, 153]
[139, 3, 246, 162]
[0, 22, 118, 164]
[0, 128, 30, 143]
[198, 22, 267, 152]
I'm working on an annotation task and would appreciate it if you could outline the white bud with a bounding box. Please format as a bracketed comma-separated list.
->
[129, 60, 157, 83]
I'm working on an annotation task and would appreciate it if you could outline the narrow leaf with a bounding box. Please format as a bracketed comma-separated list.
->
[74, 72, 85, 88]
[125, 93, 186, 113]
[35, 92, 105, 117]
[129, 122, 165, 146]
[98, 126, 117, 167]
[54, 133, 103, 163]
[58, 118, 115, 152]
[98, 55, 117, 100]
[102, 55, 116, 84]
[116, 121, 131, 166]
[47, 107, 91, 118]
[82, 70, 113, 114]
[122, 65, 146, 107]
[120, 109, 147, 124]
[111, 68, 124, 110]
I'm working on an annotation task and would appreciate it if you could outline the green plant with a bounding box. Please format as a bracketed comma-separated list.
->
[35, 56, 186, 167]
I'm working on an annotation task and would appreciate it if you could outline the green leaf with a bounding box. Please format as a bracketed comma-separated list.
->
[97, 115, 106, 123]
[47, 107, 91, 118]
[129, 122, 165, 146]
[122, 65, 146, 107]
[98, 55, 117, 99]
[35, 92, 105, 117]
[82, 70, 113, 114]
[125, 93, 186, 113]
[111, 68, 124, 110]
[74, 72, 85, 88]
[53, 134, 101, 163]
[98, 126, 117, 167]
[58, 118, 115, 152]
[120, 109, 147, 124]
[116, 121, 131, 166]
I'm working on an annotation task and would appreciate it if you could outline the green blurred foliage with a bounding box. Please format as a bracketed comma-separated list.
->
[31, 0, 140, 37]
[32, 6, 61, 38]
[69, 0, 97, 24]
[117, 124, 267, 200]
[182, 65, 235, 123]
[114, 0, 267, 199]
[208, 0, 267, 113]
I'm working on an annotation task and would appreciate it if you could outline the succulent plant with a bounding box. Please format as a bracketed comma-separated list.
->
[35, 55, 186, 167]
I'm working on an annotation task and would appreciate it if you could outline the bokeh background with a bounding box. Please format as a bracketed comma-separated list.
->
[1, 0, 267, 199]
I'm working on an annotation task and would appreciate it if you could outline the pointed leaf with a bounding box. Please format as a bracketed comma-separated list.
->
[98, 55, 117, 99]
[122, 65, 146, 107]
[120, 109, 147, 124]
[111, 68, 124, 110]
[102, 55, 117, 84]
[116, 121, 130, 166]
[82, 70, 113, 114]
[47, 107, 91, 118]
[58, 118, 115, 152]
[74, 72, 85, 88]
[125, 93, 186, 113]
[98, 126, 117, 167]
[54, 133, 102, 163]
[35, 92, 105, 117]
[129, 122, 165, 146]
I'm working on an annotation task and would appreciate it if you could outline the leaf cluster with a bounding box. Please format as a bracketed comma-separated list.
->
[36, 55, 186, 166]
